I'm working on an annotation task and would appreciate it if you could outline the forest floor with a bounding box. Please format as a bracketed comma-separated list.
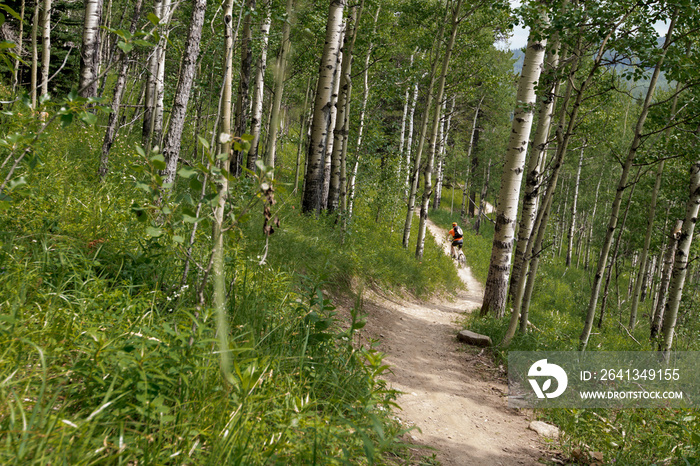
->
[354, 219, 553, 465]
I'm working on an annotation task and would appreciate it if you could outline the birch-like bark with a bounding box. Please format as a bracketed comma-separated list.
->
[162, 0, 207, 186]
[320, 27, 344, 209]
[404, 79, 419, 195]
[99, 0, 143, 180]
[246, 2, 272, 171]
[30, 3, 38, 108]
[585, 177, 602, 270]
[580, 10, 677, 351]
[660, 161, 700, 359]
[481, 28, 546, 316]
[329, 3, 361, 212]
[79, 0, 104, 98]
[301, 0, 345, 214]
[402, 7, 449, 248]
[598, 172, 637, 328]
[431, 98, 449, 210]
[152, 0, 173, 148]
[346, 6, 379, 222]
[40, 0, 51, 97]
[142, 0, 162, 148]
[651, 220, 682, 340]
[565, 144, 584, 266]
[294, 74, 313, 191]
[461, 97, 482, 218]
[231, 0, 256, 176]
[415, 0, 461, 259]
[629, 84, 680, 329]
[265, 0, 293, 173]
[12, 0, 26, 94]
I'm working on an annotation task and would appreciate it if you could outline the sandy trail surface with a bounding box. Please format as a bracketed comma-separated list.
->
[360, 219, 548, 465]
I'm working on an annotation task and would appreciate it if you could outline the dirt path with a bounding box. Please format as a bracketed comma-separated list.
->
[361, 219, 547, 465]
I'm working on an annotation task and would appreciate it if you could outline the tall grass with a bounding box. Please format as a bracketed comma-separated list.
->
[0, 118, 464, 464]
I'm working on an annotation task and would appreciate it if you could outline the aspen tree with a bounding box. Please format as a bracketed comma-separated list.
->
[265, 0, 294, 174]
[329, 2, 362, 212]
[402, 6, 448, 248]
[40, 0, 51, 97]
[651, 220, 682, 340]
[629, 83, 681, 329]
[565, 143, 584, 266]
[231, 0, 256, 176]
[661, 161, 700, 360]
[30, 2, 38, 107]
[302, 0, 345, 214]
[480, 22, 546, 316]
[347, 5, 379, 221]
[99, 0, 143, 180]
[246, 1, 272, 171]
[152, 0, 173, 148]
[142, 0, 163, 148]
[12, 0, 25, 94]
[580, 10, 678, 351]
[79, 0, 104, 98]
[461, 97, 482, 218]
[162, 0, 207, 186]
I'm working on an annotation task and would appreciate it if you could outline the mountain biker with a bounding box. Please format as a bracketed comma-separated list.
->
[448, 222, 463, 259]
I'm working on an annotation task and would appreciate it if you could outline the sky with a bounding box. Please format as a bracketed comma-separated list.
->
[495, 1, 671, 51]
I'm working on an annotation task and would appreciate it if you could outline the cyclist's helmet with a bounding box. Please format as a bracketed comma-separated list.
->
[452, 222, 457, 226]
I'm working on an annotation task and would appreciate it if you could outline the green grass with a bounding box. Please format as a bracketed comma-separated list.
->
[0, 108, 463, 464]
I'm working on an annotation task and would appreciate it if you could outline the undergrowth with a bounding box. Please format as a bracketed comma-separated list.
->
[0, 118, 462, 463]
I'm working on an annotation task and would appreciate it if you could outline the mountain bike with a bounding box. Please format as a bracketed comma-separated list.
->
[451, 245, 466, 268]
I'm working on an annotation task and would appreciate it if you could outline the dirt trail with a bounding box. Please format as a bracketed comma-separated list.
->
[361, 219, 547, 465]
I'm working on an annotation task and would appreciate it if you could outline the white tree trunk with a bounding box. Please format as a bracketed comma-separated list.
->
[346, 5, 379, 222]
[30, 3, 38, 107]
[329, 3, 361, 212]
[320, 26, 344, 209]
[661, 162, 700, 359]
[79, 0, 104, 97]
[404, 79, 419, 196]
[651, 220, 682, 339]
[142, 0, 163, 148]
[162, 0, 207, 186]
[301, 0, 345, 214]
[264, 0, 293, 172]
[152, 0, 173, 149]
[461, 96, 482, 218]
[246, 2, 272, 171]
[580, 11, 677, 350]
[99, 0, 143, 180]
[40, 0, 52, 97]
[481, 30, 546, 316]
[566, 144, 584, 266]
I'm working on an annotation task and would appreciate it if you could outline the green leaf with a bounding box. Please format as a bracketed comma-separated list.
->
[135, 145, 146, 157]
[146, 226, 163, 238]
[150, 153, 166, 171]
[189, 177, 203, 192]
[0, 4, 22, 22]
[241, 133, 255, 142]
[60, 113, 73, 127]
[197, 135, 210, 151]
[8, 177, 27, 190]
[178, 166, 197, 179]
[80, 111, 97, 126]
[147, 12, 161, 25]
[133, 39, 153, 47]
[117, 41, 133, 54]
[173, 235, 184, 244]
